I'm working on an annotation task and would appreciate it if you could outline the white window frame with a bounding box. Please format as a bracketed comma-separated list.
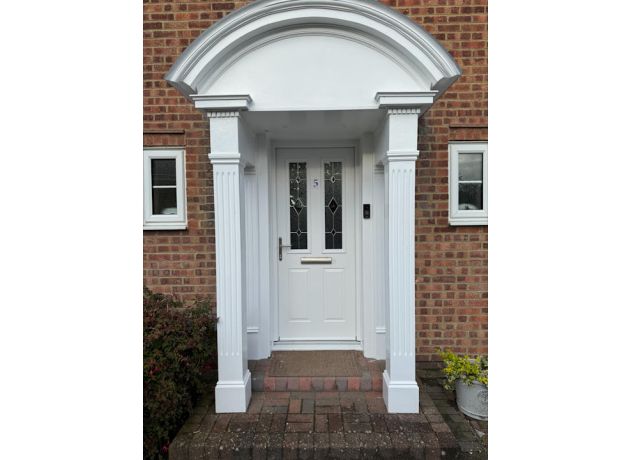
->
[449, 141, 488, 226]
[143, 147, 187, 230]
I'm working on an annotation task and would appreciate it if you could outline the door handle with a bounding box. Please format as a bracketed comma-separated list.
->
[300, 257, 332, 264]
[278, 237, 291, 261]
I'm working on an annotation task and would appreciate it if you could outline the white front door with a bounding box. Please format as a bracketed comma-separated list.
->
[276, 147, 357, 342]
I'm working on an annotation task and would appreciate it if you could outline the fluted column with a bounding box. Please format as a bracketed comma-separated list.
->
[209, 111, 251, 413]
[383, 108, 421, 413]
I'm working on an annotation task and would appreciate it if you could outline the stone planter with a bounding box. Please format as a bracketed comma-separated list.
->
[455, 379, 487, 421]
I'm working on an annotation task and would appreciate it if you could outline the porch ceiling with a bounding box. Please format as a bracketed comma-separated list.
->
[241, 109, 385, 141]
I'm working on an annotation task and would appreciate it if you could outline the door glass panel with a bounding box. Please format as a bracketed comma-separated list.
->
[289, 162, 307, 249]
[324, 161, 342, 249]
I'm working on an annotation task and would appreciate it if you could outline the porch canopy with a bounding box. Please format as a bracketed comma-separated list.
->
[166, 0, 460, 413]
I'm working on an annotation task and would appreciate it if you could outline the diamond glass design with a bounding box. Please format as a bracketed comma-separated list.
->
[328, 198, 338, 214]
[289, 162, 307, 249]
[324, 161, 342, 249]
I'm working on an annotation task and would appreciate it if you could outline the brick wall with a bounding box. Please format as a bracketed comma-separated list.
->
[143, 0, 488, 359]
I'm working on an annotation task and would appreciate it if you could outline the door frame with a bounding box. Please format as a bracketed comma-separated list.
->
[269, 139, 363, 351]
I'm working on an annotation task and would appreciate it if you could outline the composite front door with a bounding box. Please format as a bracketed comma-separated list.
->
[276, 148, 357, 342]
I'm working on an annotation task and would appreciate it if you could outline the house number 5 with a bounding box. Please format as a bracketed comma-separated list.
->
[313, 178, 320, 189]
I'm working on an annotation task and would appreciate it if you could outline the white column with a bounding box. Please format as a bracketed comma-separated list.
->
[208, 111, 251, 413]
[382, 108, 421, 413]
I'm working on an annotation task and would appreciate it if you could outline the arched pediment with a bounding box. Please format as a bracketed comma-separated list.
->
[165, 0, 461, 111]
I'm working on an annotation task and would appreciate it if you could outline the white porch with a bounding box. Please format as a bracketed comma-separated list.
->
[165, 0, 461, 413]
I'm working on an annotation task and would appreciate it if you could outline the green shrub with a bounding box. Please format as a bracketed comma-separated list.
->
[437, 349, 488, 391]
[143, 287, 217, 460]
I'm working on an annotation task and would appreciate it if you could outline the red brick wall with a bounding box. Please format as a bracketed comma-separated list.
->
[143, 0, 488, 359]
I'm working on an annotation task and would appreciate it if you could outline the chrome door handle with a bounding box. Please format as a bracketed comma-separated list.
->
[278, 237, 291, 261]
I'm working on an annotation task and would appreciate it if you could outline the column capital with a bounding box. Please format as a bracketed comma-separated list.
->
[385, 150, 419, 162]
[207, 111, 242, 119]
[386, 107, 422, 116]
[208, 152, 245, 166]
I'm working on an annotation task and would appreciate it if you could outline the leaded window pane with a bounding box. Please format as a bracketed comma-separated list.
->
[289, 162, 307, 249]
[324, 161, 342, 249]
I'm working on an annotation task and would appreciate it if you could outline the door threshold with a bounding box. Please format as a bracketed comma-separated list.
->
[272, 340, 362, 351]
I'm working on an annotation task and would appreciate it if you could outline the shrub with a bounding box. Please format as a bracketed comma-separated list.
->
[143, 288, 217, 460]
[437, 349, 488, 391]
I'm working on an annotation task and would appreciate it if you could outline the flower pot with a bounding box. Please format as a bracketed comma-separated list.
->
[455, 379, 487, 421]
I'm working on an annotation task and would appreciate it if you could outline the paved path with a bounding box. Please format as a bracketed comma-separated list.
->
[169, 363, 488, 459]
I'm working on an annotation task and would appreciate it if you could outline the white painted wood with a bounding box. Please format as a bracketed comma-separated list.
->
[249, 133, 272, 360]
[449, 142, 489, 226]
[276, 148, 357, 342]
[360, 134, 377, 359]
[165, 0, 461, 110]
[382, 109, 421, 413]
[244, 166, 261, 358]
[143, 148, 187, 230]
[209, 112, 252, 413]
[373, 163, 387, 358]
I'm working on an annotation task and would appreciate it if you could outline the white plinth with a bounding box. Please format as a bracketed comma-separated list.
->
[383, 370, 420, 413]
[214, 371, 252, 413]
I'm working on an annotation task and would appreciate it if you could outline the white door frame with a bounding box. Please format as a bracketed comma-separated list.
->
[269, 139, 363, 351]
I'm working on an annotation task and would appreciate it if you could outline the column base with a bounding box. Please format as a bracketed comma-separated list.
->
[382, 370, 419, 413]
[215, 370, 252, 413]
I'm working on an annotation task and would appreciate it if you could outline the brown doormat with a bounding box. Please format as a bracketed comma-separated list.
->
[268, 351, 362, 377]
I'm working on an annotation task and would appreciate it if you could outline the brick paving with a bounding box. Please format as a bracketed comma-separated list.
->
[169, 361, 488, 459]
[417, 363, 488, 458]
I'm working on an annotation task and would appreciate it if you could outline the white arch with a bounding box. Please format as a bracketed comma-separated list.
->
[165, 0, 461, 110]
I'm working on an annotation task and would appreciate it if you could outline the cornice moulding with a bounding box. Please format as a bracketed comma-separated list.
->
[193, 94, 252, 111]
[376, 91, 437, 109]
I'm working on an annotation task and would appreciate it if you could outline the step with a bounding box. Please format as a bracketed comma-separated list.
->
[248, 351, 384, 392]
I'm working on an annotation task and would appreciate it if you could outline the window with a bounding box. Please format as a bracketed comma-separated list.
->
[143, 148, 187, 230]
[449, 142, 488, 226]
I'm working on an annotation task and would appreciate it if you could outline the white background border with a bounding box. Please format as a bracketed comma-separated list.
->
[1, 1, 630, 458]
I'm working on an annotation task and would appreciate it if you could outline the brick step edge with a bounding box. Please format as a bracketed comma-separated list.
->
[172, 440, 462, 460]
[252, 374, 383, 392]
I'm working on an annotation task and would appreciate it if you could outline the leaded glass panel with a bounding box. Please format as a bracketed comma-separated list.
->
[289, 162, 307, 249]
[324, 161, 342, 249]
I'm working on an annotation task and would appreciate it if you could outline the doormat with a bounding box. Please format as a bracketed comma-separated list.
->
[268, 351, 362, 377]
